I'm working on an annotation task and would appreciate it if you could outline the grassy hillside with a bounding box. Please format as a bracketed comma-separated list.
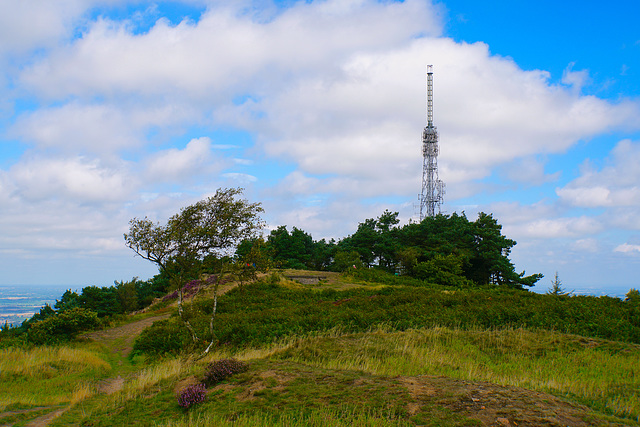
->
[1, 271, 639, 426]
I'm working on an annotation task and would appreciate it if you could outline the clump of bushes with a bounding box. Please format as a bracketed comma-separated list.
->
[177, 383, 207, 408]
[203, 358, 249, 386]
[27, 308, 100, 345]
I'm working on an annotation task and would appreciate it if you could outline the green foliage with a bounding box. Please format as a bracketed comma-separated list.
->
[27, 308, 100, 345]
[79, 285, 119, 318]
[331, 250, 363, 272]
[339, 211, 542, 288]
[234, 209, 541, 288]
[132, 318, 192, 358]
[21, 304, 56, 329]
[54, 290, 81, 313]
[124, 187, 264, 288]
[546, 271, 572, 296]
[134, 277, 640, 357]
[133, 275, 171, 309]
[413, 254, 474, 287]
[264, 226, 336, 270]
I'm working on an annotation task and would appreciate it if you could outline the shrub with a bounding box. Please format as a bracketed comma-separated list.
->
[131, 318, 191, 358]
[28, 308, 100, 345]
[203, 358, 249, 386]
[177, 383, 207, 408]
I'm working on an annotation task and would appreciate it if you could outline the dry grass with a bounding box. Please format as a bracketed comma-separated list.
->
[0, 346, 111, 377]
[272, 326, 640, 421]
[0, 346, 111, 411]
[111, 357, 191, 403]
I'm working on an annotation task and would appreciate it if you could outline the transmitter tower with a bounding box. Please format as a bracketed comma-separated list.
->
[419, 65, 444, 220]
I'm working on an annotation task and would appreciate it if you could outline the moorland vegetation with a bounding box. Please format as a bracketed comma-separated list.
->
[1, 188, 639, 426]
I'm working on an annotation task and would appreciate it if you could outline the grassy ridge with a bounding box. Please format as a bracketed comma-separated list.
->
[3, 272, 640, 426]
[274, 327, 640, 420]
[49, 327, 640, 426]
[134, 276, 640, 357]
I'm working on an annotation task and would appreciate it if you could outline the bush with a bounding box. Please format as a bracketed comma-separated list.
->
[177, 383, 207, 408]
[131, 318, 191, 358]
[203, 358, 249, 386]
[28, 308, 100, 345]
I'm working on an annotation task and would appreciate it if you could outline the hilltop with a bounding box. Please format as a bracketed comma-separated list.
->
[1, 269, 639, 426]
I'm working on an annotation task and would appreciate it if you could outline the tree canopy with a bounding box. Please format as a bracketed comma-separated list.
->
[338, 211, 541, 289]
[124, 188, 264, 283]
[235, 210, 541, 289]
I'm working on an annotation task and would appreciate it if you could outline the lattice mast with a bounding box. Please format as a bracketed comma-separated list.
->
[419, 65, 444, 220]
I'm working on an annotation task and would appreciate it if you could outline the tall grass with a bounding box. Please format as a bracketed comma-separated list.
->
[112, 357, 188, 402]
[274, 326, 640, 421]
[0, 346, 110, 377]
[0, 346, 111, 411]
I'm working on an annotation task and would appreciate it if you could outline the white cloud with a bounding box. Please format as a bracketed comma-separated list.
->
[614, 243, 640, 254]
[1, 0, 640, 288]
[562, 62, 591, 93]
[0, 0, 85, 55]
[145, 137, 220, 182]
[19, 0, 442, 101]
[221, 172, 257, 183]
[246, 37, 640, 200]
[511, 216, 603, 239]
[557, 139, 640, 208]
[502, 156, 560, 186]
[10, 101, 198, 155]
[8, 155, 134, 204]
[572, 238, 599, 253]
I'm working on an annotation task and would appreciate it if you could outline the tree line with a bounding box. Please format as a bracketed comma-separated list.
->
[1, 188, 542, 347]
[244, 209, 542, 290]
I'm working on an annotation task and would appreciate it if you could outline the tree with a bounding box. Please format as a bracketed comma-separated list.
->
[339, 210, 400, 270]
[124, 188, 264, 353]
[54, 290, 81, 313]
[79, 285, 119, 317]
[115, 279, 139, 313]
[547, 271, 572, 296]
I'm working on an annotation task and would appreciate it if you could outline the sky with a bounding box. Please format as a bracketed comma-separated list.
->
[0, 0, 639, 296]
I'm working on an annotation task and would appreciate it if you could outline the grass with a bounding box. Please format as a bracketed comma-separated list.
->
[3, 272, 640, 426]
[0, 346, 111, 411]
[273, 326, 640, 421]
[157, 407, 414, 426]
[45, 326, 640, 426]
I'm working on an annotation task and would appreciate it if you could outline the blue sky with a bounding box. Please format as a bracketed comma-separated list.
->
[0, 0, 639, 296]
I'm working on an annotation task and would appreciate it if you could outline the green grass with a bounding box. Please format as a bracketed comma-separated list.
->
[0, 346, 112, 412]
[157, 407, 415, 427]
[273, 326, 640, 421]
[3, 272, 640, 426]
[43, 326, 640, 426]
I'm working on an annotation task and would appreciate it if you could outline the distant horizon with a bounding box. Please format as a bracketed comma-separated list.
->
[1, 0, 639, 294]
[1, 277, 635, 300]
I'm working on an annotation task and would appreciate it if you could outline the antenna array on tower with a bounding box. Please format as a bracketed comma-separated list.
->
[419, 65, 445, 220]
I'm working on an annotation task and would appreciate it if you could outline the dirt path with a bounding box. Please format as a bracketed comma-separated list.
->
[15, 313, 172, 427]
[82, 312, 172, 358]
